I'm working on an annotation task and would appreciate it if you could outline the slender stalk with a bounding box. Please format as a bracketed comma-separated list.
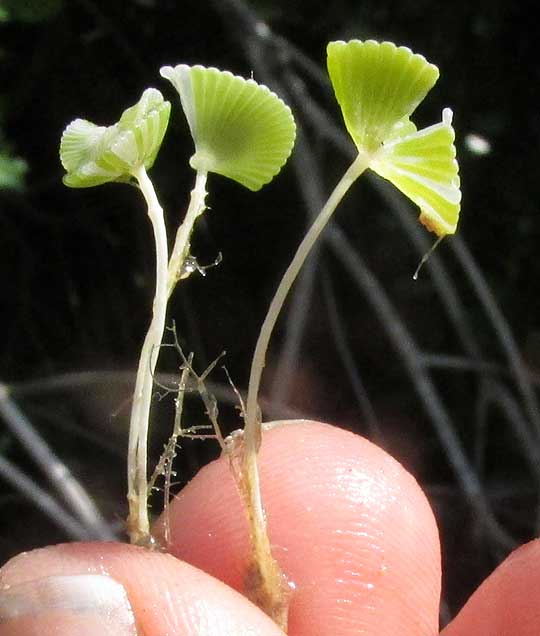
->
[244, 151, 371, 445]
[127, 165, 169, 545]
[127, 169, 208, 544]
[240, 151, 371, 626]
[167, 171, 208, 298]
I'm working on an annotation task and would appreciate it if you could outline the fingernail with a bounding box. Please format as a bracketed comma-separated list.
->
[0, 574, 138, 635]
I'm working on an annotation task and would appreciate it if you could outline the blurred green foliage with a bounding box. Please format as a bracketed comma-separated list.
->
[0, 2, 30, 191]
[0, 151, 27, 191]
[0, 0, 63, 23]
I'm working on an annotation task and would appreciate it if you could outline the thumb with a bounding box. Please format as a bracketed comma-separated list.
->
[0, 542, 285, 636]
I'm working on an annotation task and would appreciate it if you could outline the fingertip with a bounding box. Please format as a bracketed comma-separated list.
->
[156, 420, 441, 636]
[443, 539, 540, 636]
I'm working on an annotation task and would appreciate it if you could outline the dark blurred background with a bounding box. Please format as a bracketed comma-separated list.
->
[1, 0, 540, 622]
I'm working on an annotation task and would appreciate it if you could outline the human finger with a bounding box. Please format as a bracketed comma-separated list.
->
[0, 541, 285, 636]
[442, 539, 540, 636]
[154, 420, 442, 636]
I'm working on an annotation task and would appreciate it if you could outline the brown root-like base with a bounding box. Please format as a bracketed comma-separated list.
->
[126, 506, 155, 548]
[244, 553, 292, 633]
[225, 429, 293, 632]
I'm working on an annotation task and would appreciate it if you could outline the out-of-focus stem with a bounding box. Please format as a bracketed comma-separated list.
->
[0, 383, 114, 540]
[0, 452, 90, 540]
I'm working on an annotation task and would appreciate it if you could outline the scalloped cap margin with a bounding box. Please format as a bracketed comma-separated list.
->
[371, 108, 461, 236]
[60, 88, 171, 188]
[327, 40, 440, 154]
[160, 64, 296, 191]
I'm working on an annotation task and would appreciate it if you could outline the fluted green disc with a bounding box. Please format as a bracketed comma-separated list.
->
[327, 40, 439, 154]
[60, 120, 116, 187]
[371, 108, 461, 236]
[60, 88, 170, 188]
[160, 64, 296, 191]
[107, 88, 171, 174]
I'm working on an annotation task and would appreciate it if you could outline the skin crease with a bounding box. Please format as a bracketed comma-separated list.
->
[0, 420, 538, 635]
